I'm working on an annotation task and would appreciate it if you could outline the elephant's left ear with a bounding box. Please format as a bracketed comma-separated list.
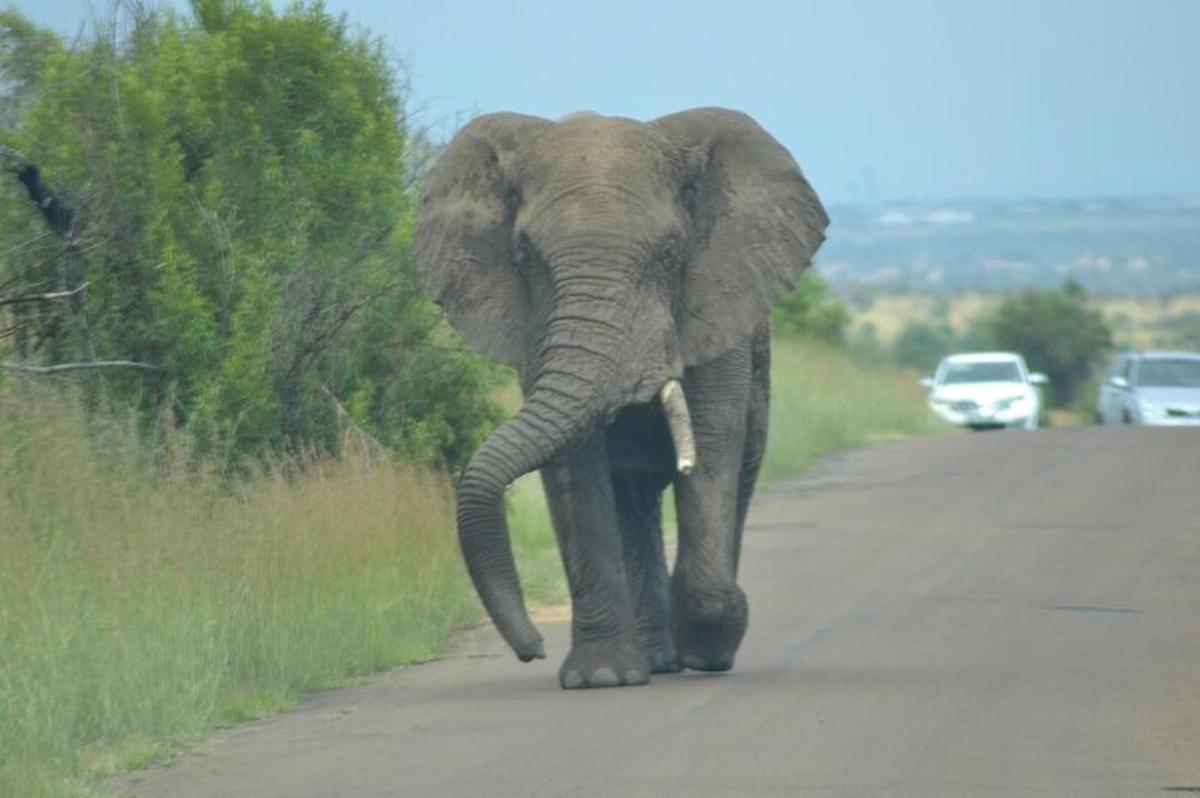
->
[652, 108, 829, 366]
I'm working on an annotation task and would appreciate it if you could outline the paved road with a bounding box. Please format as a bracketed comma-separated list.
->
[120, 428, 1200, 797]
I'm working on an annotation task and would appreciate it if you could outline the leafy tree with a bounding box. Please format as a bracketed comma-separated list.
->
[846, 322, 891, 367]
[0, 2, 501, 471]
[984, 279, 1112, 406]
[957, 315, 997, 352]
[771, 271, 851, 344]
[890, 320, 960, 373]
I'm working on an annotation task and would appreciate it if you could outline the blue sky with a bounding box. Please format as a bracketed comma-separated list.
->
[13, 0, 1200, 205]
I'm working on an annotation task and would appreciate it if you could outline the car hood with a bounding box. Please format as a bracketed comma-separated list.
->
[930, 382, 1033, 404]
[1135, 387, 1200, 409]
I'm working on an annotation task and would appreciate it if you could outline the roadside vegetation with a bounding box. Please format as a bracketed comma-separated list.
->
[851, 280, 1120, 421]
[0, 383, 477, 796]
[0, 4, 945, 797]
[0, 2, 501, 473]
[762, 336, 943, 479]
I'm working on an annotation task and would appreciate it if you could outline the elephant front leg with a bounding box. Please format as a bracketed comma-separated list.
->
[670, 343, 753, 672]
[541, 431, 650, 689]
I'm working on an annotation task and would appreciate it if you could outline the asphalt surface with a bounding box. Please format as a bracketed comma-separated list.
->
[119, 428, 1200, 797]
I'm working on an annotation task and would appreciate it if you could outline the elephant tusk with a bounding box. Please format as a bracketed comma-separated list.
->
[659, 379, 696, 475]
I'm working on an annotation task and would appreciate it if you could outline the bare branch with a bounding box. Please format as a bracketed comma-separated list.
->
[319, 383, 386, 459]
[0, 318, 31, 340]
[1, 359, 158, 375]
[280, 276, 413, 387]
[0, 281, 89, 307]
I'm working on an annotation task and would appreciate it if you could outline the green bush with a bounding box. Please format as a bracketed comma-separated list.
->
[890, 320, 960, 373]
[0, 3, 499, 471]
[771, 271, 851, 345]
[984, 279, 1113, 406]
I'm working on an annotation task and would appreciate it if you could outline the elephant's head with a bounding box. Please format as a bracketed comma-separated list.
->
[415, 107, 827, 661]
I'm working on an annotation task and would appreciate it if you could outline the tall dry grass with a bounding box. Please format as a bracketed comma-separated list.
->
[0, 383, 475, 797]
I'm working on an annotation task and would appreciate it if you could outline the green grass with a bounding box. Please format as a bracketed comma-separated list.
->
[0, 384, 477, 798]
[761, 337, 947, 479]
[507, 475, 569, 608]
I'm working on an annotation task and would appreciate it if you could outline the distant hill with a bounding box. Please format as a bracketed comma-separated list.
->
[817, 196, 1200, 295]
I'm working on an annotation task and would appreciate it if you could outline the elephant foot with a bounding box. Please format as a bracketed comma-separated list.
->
[670, 583, 748, 673]
[644, 645, 682, 674]
[637, 629, 681, 673]
[559, 639, 650, 689]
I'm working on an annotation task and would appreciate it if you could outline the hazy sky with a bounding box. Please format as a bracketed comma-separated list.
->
[14, 0, 1200, 204]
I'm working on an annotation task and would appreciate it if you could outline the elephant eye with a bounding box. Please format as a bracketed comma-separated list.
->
[658, 233, 684, 267]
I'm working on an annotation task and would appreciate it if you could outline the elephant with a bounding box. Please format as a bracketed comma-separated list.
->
[414, 107, 827, 689]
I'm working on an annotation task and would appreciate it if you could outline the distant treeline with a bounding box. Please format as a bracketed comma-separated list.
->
[820, 198, 1200, 295]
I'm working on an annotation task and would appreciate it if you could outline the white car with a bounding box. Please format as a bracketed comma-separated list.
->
[922, 352, 1047, 430]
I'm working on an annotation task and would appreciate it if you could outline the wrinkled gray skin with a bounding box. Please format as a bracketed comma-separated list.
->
[415, 108, 827, 689]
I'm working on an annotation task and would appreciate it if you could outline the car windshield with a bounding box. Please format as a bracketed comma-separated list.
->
[1136, 359, 1200, 388]
[939, 361, 1022, 384]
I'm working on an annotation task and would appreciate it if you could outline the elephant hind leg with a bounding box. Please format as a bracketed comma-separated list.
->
[612, 472, 679, 673]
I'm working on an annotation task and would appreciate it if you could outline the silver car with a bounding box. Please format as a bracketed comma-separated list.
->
[1098, 351, 1200, 426]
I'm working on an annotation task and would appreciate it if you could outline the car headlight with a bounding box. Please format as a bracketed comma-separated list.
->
[993, 395, 1026, 411]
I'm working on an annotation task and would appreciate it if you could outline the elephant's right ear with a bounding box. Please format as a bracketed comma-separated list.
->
[415, 113, 550, 367]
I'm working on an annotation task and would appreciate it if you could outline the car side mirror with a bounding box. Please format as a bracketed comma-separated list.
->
[920, 377, 934, 389]
[1108, 375, 1129, 389]
[1028, 372, 1048, 386]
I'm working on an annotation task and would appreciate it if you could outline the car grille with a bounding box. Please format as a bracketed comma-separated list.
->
[950, 400, 980, 412]
[1166, 407, 1200, 418]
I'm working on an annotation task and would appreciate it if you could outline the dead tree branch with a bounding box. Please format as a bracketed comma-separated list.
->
[1, 359, 158, 375]
[319, 383, 387, 462]
[0, 281, 89, 307]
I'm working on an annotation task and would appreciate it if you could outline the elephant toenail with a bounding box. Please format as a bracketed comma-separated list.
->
[623, 670, 644, 684]
[562, 670, 584, 689]
[681, 654, 706, 670]
[590, 667, 619, 687]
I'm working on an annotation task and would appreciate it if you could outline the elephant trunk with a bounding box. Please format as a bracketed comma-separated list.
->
[456, 383, 591, 661]
[455, 284, 623, 660]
